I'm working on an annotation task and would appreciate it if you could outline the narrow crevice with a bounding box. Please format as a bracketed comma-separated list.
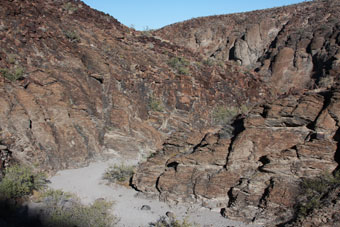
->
[225, 117, 246, 170]
[310, 52, 336, 83]
[262, 21, 289, 62]
[89, 75, 104, 84]
[29, 120, 32, 129]
[155, 175, 162, 193]
[129, 177, 142, 192]
[306, 90, 333, 131]
[228, 45, 236, 61]
[333, 128, 340, 172]
[227, 187, 236, 208]
[258, 178, 274, 209]
[191, 134, 209, 154]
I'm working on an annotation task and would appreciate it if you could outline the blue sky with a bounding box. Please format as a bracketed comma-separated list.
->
[82, 0, 308, 31]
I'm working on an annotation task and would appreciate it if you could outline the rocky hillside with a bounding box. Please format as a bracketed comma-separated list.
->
[155, 0, 340, 94]
[0, 0, 268, 171]
[0, 0, 339, 225]
[133, 85, 340, 225]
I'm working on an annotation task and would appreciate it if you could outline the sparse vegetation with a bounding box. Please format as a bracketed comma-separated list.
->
[142, 26, 154, 36]
[150, 216, 195, 227]
[0, 66, 24, 81]
[38, 189, 117, 227]
[295, 171, 340, 218]
[103, 164, 135, 183]
[168, 57, 190, 75]
[63, 2, 78, 13]
[212, 104, 249, 125]
[202, 58, 214, 66]
[7, 54, 16, 64]
[149, 96, 164, 112]
[64, 30, 80, 43]
[318, 75, 334, 88]
[0, 164, 46, 200]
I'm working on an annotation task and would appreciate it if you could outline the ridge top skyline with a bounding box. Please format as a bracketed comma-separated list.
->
[82, 0, 309, 31]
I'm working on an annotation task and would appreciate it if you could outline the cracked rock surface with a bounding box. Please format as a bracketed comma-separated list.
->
[133, 86, 340, 225]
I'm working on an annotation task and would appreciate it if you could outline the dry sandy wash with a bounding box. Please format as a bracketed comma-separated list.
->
[48, 158, 257, 227]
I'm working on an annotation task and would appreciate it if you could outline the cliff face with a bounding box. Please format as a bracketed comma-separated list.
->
[132, 85, 340, 225]
[0, 0, 267, 170]
[155, 0, 340, 94]
[0, 0, 339, 225]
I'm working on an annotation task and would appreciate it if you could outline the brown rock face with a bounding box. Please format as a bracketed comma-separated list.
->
[0, 0, 339, 225]
[0, 0, 267, 170]
[287, 185, 340, 227]
[154, 0, 340, 94]
[133, 87, 340, 225]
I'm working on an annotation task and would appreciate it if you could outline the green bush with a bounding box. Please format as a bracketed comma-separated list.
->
[40, 189, 117, 227]
[0, 66, 24, 81]
[295, 171, 340, 218]
[168, 57, 190, 75]
[212, 104, 249, 125]
[7, 54, 16, 64]
[318, 76, 334, 88]
[150, 216, 194, 227]
[64, 30, 80, 43]
[103, 164, 135, 183]
[0, 165, 46, 200]
[149, 96, 164, 112]
[212, 106, 239, 125]
[202, 58, 214, 66]
[63, 2, 78, 13]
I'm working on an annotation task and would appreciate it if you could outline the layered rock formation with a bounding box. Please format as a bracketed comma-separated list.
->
[0, 0, 339, 225]
[288, 184, 340, 227]
[133, 86, 340, 225]
[155, 0, 340, 94]
[0, 0, 267, 170]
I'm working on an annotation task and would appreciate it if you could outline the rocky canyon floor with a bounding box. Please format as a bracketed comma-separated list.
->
[47, 157, 257, 227]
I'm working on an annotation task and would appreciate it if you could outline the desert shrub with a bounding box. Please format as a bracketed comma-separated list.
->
[63, 2, 78, 13]
[149, 96, 164, 112]
[212, 106, 238, 125]
[202, 58, 214, 66]
[103, 164, 135, 183]
[39, 189, 117, 227]
[0, 66, 24, 81]
[318, 76, 334, 88]
[0, 165, 46, 200]
[150, 216, 194, 227]
[168, 57, 190, 75]
[142, 26, 154, 36]
[212, 104, 249, 125]
[64, 30, 80, 43]
[295, 171, 340, 218]
[7, 54, 16, 64]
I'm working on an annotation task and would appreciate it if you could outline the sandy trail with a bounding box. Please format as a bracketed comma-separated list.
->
[48, 159, 255, 227]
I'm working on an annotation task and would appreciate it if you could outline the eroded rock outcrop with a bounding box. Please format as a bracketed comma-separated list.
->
[155, 0, 340, 94]
[1, 0, 339, 225]
[133, 86, 340, 225]
[0, 0, 268, 170]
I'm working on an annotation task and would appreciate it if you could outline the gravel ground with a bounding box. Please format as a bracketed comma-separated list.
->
[48, 159, 257, 227]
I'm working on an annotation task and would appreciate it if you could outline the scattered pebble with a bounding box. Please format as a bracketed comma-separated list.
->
[141, 205, 151, 211]
[166, 211, 175, 218]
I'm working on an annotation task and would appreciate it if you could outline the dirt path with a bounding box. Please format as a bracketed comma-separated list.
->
[48, 159, 255, 227]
